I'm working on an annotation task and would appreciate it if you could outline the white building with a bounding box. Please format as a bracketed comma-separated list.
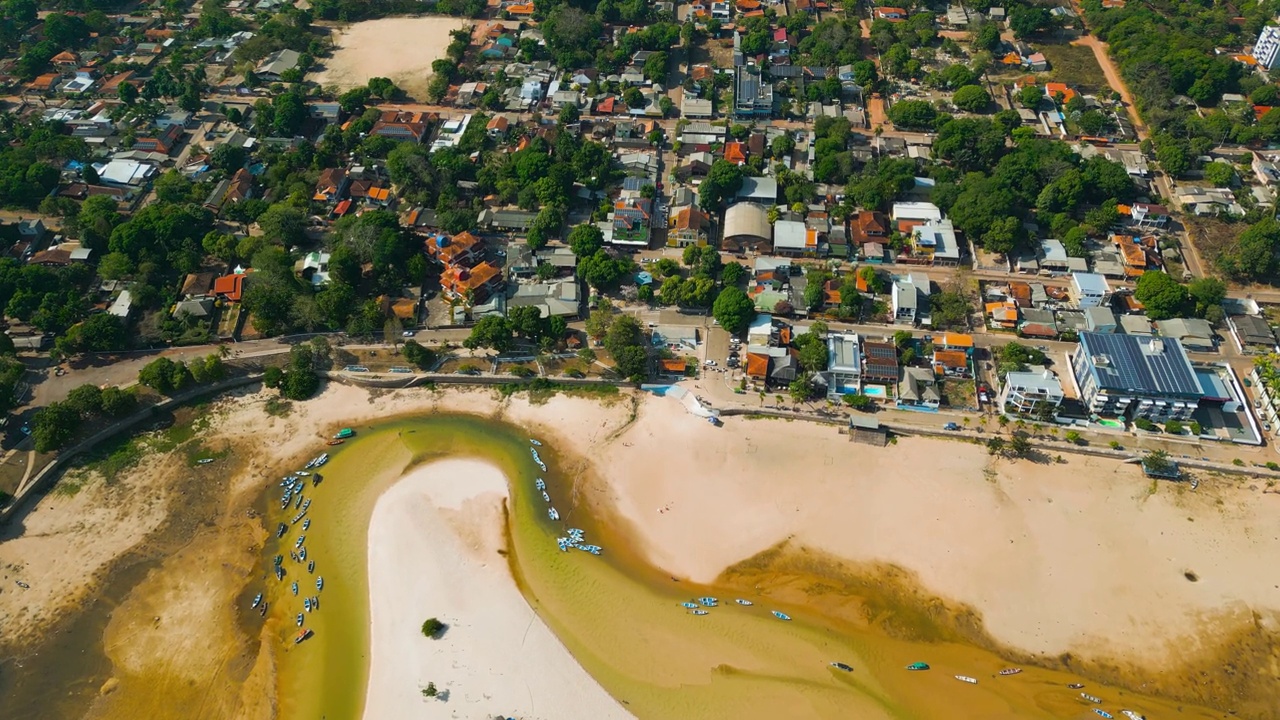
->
[891, 201, 943, 224]
[826, 333, 861, 398]
[1070, 271, 1109, 309]
[891, 273, 930, 325]
[1000, 368, 1065, 416]
[911, 218, 960, 265]
[1256, 25, 1280, 69]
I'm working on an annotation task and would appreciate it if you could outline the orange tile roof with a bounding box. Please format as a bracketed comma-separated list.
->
[1113, 234, 1146, 269]
[1044, 82, 1078, 103]
[724, 141, 747, 164]
[213, 274, 245, 301]
[933, 349, 968, 369]
[940, 332, 973, 348]
[745, 352, 769, 378]
[368, 187, 390, 202]
[660, 358, 686, 373]
[442, 261, 502, 295]
[506, 2, 535, 14]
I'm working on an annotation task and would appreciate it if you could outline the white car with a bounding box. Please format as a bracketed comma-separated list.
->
[402, 331, 415, 337]
[703, 359, 716, 367]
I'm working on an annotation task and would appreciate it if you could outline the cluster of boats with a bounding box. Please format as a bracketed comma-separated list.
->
[923, 664, 1144, 719]
[249, 445, 340, 643]
[678, 596, 790, 620]
[556, 527, 601, 555]
[529, 439, 604, 557]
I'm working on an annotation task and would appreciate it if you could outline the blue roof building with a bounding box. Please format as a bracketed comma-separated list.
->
[1070, 332, 1204, 421]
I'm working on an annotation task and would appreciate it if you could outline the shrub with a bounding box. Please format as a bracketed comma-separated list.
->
[421, 617, 446, 638]
[1164, 419, 1184, 434]
[1134, 417, 1157, 431]
[1266, 462, 1280, 471]
[509, 365, 536, 378]
[1189, 421, 1202, 435]
[1108, 440, 1122, 450]
[1064, 430, 1083, 445]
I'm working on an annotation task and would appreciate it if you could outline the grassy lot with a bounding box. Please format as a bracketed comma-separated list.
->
[1038, 42, 1108, 94]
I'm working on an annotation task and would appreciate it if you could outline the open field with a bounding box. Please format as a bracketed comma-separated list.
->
[309, 17, 468, 100]
[1038, 42, 1109, 94]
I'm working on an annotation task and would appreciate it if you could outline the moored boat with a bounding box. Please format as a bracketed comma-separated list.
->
[541, 491, 550, 503]
[295, 535, 305, 548]
[291, 581, 298, 596]
[327, 439, 343, 446]
[304, 598, 312, 612]
[316, 577, 323, 591]
[294, 628, 313, 644]
[311, 596, 318, 610]
[681, 602, 698, 609]
[771, 611, 791, 621]
[547, 507, 559, 521]
[1120, 711, 1144, 720]
[735, 599, 753, 606]
[275, 566, 285, 581]
[534, 479, 545, 490]
[273, 554, 283, 566]
[1094, 711, 1113, 720]
[998, 668, 1022, 676]
[691, 610, 708, 616]
[276, 523, 288, 538]
[259, 601, 268, 616]
[955, 675, 977, 684]
[334, 428, 354, 439]
[295, 613, 304, 626]
[530, 438, 542, 446]
[830, 662, 853, 672]
[307, 560, 315, 573]
[251, 593, 263, 609]
[698, 597, 718, 607]
[302, 518, 310, 530]
[1081, 693, 1102, 703]
[299, 548, 307, 561]
[906, 662, 930, 671]
[1068, 683, 1085, 689]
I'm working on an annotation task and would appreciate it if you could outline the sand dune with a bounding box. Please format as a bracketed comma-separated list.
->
[362, 458, 632, 720]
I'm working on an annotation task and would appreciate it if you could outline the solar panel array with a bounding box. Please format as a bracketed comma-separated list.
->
[1079, 332, 1203, 398]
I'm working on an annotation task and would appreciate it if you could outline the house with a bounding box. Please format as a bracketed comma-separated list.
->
[1043, 82, 1078, 104]
[370, 111, 432, 144]
[675, 151, 714, 179]
[1000, 368, 1065, 416]
[486, 115, 509, 137]
[1084, 306, 1117, 333]
[256, 49, 301, 81]
[773, 220, 820, 257]
[683, 97, 713, 118]
[1253, 152, 1280, 185]
[51, 50, 80, 71]
[1229, 314, 1276, 352]
[736, 176, 778, 204]
[441, 261, 504, 302]
[909, 218, 960, 265]
[897, 367, 941, 409]
[313, 167, 349, 203]
[134, 124, 183, 154]
[861, 341, 900, 385]
[94, 158, 158, 187]
[172, 297, 215, 320]
[479, 208, 539, 231]
[744, 345, 799, 387]
[891, 273, 929, 325]
[722, 202, 772, 253]
[507, 278, 581, 318]
[425, 231, 484, 268]
[1071, 272, 1109, 309]
[826, 332, 861, 398]
[213, 273, 246, 301]
[932, 348, 970, 377]
[601, 199, 652, 247]
[986, 300, 1019, 329]
[1070, 332, 1204, 420]
[734, 66, 774, 118]
[849, 211, 888, 247]
[1155, 318, 1215, 351]
[1025, 52, 1048, 72]
[724, 141, 747, 165]
[875, 6, 908, 21]
[668, 206, 708, 248]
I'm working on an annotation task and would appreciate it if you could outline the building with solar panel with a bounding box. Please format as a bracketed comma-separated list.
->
[1070, 332, 1205, 421]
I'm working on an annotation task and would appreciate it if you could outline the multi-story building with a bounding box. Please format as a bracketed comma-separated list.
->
[1000, 368, 1065, 416]
[1070, 332, 1204, 420]
[734, 66, 774, 118]
[1070, 271, 1109, 309]
[826, 332, 861, 398]
[891, 273, 929, 325]
[1255, 25, 1280, 69]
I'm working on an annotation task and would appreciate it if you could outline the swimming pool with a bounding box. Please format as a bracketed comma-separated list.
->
[1096, 419, 1125, 429]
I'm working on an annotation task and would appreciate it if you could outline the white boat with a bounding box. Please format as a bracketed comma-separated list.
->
[691, 609, 709, 616]
[295, 535, 305, 548]
[535, 479, 545, 490]
[316, 577, 324, 591]
[1094, 711, 1114, 720]
[296, 613, 304, 626]
[302, 519, 311, 530]
[530, 439, 542, 446]
[548, 507, 559, 521]
[291, 581, 298, 596]
[541, 491, 550, 502]
[955, 675, 977, 684]
[197, 458, 214, 465]
[772, 610, 791, 620]
[735, 599, 753, 606]
[1081, 693, 1102, 703]
[251, 593, 263, 609]
[299, 548, 307, 561]
[1120, 711, 1144, 720]
[304, 598, 312, 612]
[296, 470, 310, 476]
[998, 668, 1022, 676]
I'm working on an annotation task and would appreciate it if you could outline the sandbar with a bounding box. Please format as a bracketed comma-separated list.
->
[362, 457, 631, 720]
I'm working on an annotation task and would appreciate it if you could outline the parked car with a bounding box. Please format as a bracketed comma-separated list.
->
[943, 422, 960, 431]
[703, 359, 716, 367]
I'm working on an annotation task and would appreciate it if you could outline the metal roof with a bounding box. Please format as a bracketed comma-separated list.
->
[1078, 332, 1203, 398]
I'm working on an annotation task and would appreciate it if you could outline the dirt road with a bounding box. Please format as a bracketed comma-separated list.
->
[1070, 34, 1146, 140]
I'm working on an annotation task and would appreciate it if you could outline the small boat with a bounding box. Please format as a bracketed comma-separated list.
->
[259, 602, 268, 616]
[311, 596, 319, 610]
[530, 438, 542, 446]
[327, 439, 344, 446]
[334, 428, 354, 439]
[294, 628, 313, 644]
[299, 548, 307, 561]
[273, 554, 283, 566]
[772, 611, 791, 621]
[830, 662, 853, 672]
[290, 551, 298, 563]
[735, 599, 753, 606]
[955, 675, 977, 684]
[294, 494, 303, 509]
[1120, 711, 1144, 720]
[1081, 693, 1102, 704]
[1068, 683, 1085, 689]
[548, 508, 559, 521]
[316, 453, 328, 466]
[276, 523, 288, 538]
[998, 668, 1022, 676]
[534, 479, 545, 490]
[295, 536, 305, 548]
[556, 538, 571, 552]
[251, 593, 263, 609]
[567, 527, 583, 537]
[275, 566, 285, 581]
[302, 518, 311, 531]
[906, 662, 930, 671]
[308, 560, 315, 573]
[304, 597, 312, 612]
[541, 491, 550, 502]
[197, 458, 214, 465]
[691, 610, 709, 616]
[698, 597, 718, 607]
[1094, 711, 1114, 720]
[681, 602, 699, 609]
[316, 577, 324, 591]
[295, 613, 304, 626]
[296, 470, 310, 477]
[291, 581, 298, 596]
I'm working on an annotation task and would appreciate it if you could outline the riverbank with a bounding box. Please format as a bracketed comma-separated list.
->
[363, 458, 630, 719]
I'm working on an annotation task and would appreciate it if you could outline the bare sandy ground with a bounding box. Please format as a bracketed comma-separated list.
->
[362, 459, 631, 720]
[310, 17, 468, 98]
[597, 396, 1280, 668]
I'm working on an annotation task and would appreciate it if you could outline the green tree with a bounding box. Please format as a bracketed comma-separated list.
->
[65, 384, 103, 417]
[463, 315, 514, 352]
[712, 286, 756, 334]
[1219, 218, 1280, 280]
[1133, 271, 1191, 320]
[1018, 85, 1043, 108]
[1202, 161, 1235, 188]
[698, 160, 744, 212]
[886, 100, 937, 130]
[1187, 277, 1226, 318]
[138, 357, 192, 395]
[402, 340, 436, 369]
[32, 402, 81, 453]
[843, 393, 873, 411]
[100, 387, 137, 417]
[952, 85, 990, 113]
[567, 223, 604, 257]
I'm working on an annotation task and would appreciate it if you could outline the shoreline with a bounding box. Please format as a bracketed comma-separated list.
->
[363, 458, 630, 719]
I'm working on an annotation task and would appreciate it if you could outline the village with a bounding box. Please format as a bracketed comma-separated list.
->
[4, 0, 1280, 488]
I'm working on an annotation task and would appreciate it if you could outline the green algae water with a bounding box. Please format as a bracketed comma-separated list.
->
[274, 413, 1231, 720]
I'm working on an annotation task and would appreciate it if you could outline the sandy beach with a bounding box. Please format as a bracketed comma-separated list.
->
[311, 17, 468, 98]
[363, 459, 631, 720]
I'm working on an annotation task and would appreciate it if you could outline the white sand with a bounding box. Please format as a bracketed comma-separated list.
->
[311, 17, 468, 97]
[598, 396, 1280, 666]
[362, 458, 632, 720]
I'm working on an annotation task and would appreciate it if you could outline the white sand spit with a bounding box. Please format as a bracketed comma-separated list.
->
[362, 458, 632, 720]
